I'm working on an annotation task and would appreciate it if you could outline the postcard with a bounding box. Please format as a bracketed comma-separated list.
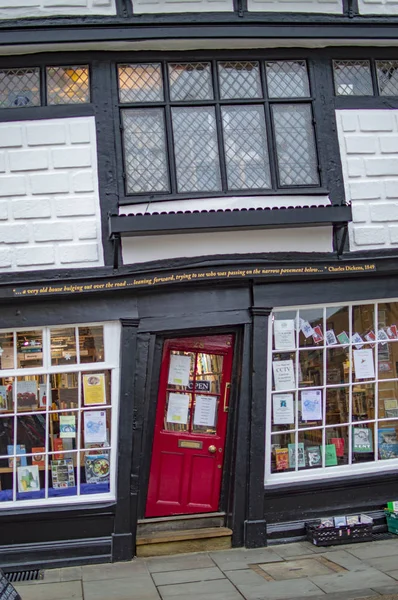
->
[273, 360, 295, 391]
[353, 348, 375, 380]
[84, 410, 107, 444]
[301, 390, 322, 421]
[17, 465, 40, 493]
[83, 373, 106, 406]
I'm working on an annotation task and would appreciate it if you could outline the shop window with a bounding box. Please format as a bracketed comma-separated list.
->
[0, 65, 90, 109]
[268, 302, 398, 482]
[0, 322, 119, 508]
[118, 59, 320, 199]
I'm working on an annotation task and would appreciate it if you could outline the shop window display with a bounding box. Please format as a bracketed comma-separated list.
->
[268, 302, 398, 481]
[0, 323, 118, 507]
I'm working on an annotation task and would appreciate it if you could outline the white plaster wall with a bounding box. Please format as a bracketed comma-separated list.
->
[0, 116, 104, 272]
[358, 0, 398, 15]
[336, 109, 398, 252]
[0, 0, 116, 17]
[247, 0, 342, 13]
[121, 227, 333, 264]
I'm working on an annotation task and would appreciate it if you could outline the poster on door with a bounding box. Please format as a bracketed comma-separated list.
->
[168, 355, 191, 387]
[166, 393, 190, 424]
[193, 395, 217, 427]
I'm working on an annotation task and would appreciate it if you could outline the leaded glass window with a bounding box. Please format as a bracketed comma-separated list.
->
[118, 58, 320, 198]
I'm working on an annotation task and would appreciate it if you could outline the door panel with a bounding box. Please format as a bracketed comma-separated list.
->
[146, 334, 234, 517]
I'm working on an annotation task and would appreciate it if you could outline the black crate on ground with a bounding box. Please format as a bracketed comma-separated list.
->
[306, 522, 373, 546]
[0, 570, 21, 600]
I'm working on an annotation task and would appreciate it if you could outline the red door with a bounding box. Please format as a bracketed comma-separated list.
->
[145, 334, 234, 517]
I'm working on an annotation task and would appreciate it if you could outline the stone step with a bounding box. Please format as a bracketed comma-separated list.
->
[137, 512, 225, 535]
[136, 526, 232, 557]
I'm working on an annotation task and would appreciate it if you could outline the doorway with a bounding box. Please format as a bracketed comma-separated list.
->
[145, 334, 234, 518]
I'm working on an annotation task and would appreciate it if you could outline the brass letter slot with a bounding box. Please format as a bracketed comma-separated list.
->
[178, 440, 203, 449]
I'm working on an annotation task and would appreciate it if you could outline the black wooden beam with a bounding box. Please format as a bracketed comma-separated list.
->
[109, 205, 352, 237]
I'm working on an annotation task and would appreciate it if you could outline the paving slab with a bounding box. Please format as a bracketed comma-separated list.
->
[152, 566, 225, 586]
[59, 566, 83, 582]
[370, 585, 398, 595]
[82, 559, 148, 581]
[224, 568, 271, 586]
[146, 552, 215, 573]
[210, 547, 283, 571]
[234, 577, 324, 599]
[157, 578, 242, 599]
[83, 575, 160, 600]
[344, 540, 398, 560]
[14, 581, 82, 600]
[387, 571, 398, 581]
[362, 556, 398, 572]
[311, 568, 397, 593]
[316, 550, 369, 571]
[282, 589, 378, 600]
[271, 542, 317, 558]
[259, 558, 335, 580]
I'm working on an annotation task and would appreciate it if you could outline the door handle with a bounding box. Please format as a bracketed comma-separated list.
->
[208, 445, 217, 454]
[223, 382, 231, 413]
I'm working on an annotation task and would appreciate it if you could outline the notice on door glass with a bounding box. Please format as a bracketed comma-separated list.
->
[166, 393, 190, 424]
[168, 354, 191, 387]
[193, 395, 217, 427]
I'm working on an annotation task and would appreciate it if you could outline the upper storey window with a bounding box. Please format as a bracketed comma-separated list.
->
[117, 60, 320, 200]
[333, 59, 398, 96]
[0, 66, 90, 109]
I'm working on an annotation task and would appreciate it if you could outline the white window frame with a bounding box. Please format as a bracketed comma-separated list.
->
[0, 321, 120, 509]
[266, 298, 398, 486]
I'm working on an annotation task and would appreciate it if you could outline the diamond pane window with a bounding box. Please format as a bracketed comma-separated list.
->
[122, 109, 169, 194]
[272, 104, 319, 187]
[222, 105, 271, 190]
[333, 60, 373, 96]
[376, 61, 398, 96]
[46, 66, 90, 105]
[118, 64, 163, 103]
[172, 107, 221, 193]
[168, 63, 213, 101]
[0, 68, 40, 109]
[218, 62, 262, 99]
[266, 61, 310, 98]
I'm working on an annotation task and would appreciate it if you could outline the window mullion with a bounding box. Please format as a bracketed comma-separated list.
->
[212, 60, 228, 192]
[260, 61, 278, 191]
[162, 62, 178, 195]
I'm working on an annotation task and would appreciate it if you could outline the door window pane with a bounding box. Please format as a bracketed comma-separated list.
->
[218, 61, 262, 99]
[272, 103, 319, 186]
[222, 105, 271, 190]
[172, 106, 221, 193]
[122, 108, 169, 193]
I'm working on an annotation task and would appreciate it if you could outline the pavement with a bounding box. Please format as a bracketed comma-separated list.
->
[13, 537, 398, 600]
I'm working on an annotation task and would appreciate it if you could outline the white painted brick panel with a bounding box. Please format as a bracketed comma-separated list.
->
[337, 109, 398, 251]
[352, 203, 369, 223]
[133, 0, 233, 12]
[359, 0, 398, 15]
[370, 202, 398, 221]
[16, 246, 55, 267]
[12, 199, 51, 220]
[353, 225, 387, 245]
[52, 147, 91, 169]
[77, 221, 97, 240]
[247, 0, 342, 12]
[9, 150, 48, 172]
[30, 172, 69, 195]
[0, 224, 29, 244]
[55, 197, 96, 217]
[33, 222, 74, 242]
[345, 136, 377, 154]
[0, 0, 116, 17]
[0, 127, 23, 148]
[27, 124, 66, 147]
[0, 117, 103, 273]
[0, 176, 26, 197]
[59, 243, 99, 264]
